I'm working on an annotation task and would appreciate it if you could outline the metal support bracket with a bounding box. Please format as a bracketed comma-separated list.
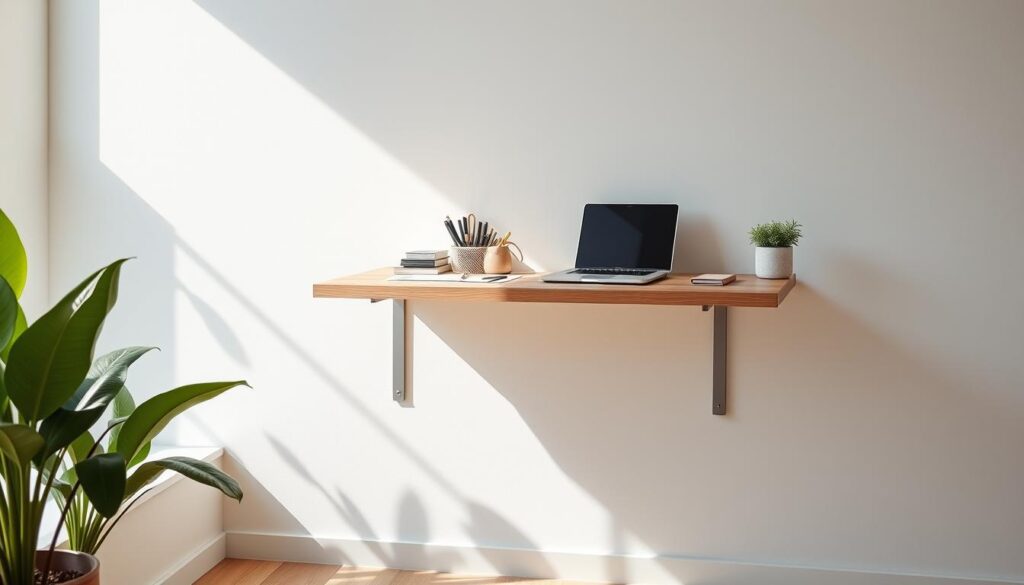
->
[392, 299, 406, 402]
[378, 298, 726, 413]
[712, 305, 727, 415]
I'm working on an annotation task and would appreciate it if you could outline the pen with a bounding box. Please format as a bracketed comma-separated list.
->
[482, 275, 507, 282]
[458, 218, 466, 246]
[444, 217, 461, 247]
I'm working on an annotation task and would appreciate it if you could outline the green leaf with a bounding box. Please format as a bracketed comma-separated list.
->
[0, 361, 9, 422]
[61, 465, 77, 485]
[1, 303, 27, 362]
[67, 431, 96, 465]
[0, 423, 44, 466]
[75, 452, 127, 518]
[126, 456, 242, 501]
[4, 259, 129, 423]
[115, 380, 248, 462]
[107, 415, 128, 429]
[112, 386, 137, 418]
[0, 209, 28, 298]
[109, 406, 153, 470]
[128, 441, 150, 469]
[67, 347, 156, 411]
[36, 347, 156, 460]
[0, 277, 18, 351]
[107, 387, 136, 452]
[51, 475, 73, 500]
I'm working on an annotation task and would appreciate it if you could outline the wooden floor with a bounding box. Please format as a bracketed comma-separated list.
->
[195, 559, 592, 585]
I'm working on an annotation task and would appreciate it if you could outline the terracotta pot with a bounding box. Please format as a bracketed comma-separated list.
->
[34, 550, 99, 585]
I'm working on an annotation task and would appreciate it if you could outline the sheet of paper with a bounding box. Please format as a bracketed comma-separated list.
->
[387, 274, 524, 283]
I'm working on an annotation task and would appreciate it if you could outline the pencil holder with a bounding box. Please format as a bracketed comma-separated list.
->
[449, 246, 487, 274]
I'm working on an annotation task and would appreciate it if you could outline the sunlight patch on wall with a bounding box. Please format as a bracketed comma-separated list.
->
[97, 0, 548, 272]
[98, 0, 449, 247]
[92, 0, 610, 557]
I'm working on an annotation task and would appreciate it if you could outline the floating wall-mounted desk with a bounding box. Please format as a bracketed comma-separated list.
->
[313, 268, 796, 415]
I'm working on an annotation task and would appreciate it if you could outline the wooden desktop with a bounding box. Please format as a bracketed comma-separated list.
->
[313, 268, 796, 414]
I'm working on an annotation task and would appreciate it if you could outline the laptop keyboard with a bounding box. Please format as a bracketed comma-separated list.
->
[572, 268, 657, 276]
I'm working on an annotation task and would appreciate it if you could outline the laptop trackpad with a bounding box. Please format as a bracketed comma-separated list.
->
[581, 275, 615, 282]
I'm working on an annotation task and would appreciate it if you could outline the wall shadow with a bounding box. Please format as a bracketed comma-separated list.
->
[415, 272, 1023, 578]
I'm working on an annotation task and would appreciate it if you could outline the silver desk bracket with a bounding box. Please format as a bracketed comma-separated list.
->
[392, 299, 407, 402]
[372, 299, 407, 403]
[379, 299, 723, 412]
[711, 305, 727, 415]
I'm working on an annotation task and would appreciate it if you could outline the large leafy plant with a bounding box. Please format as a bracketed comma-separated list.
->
[0, 209, 246, 584]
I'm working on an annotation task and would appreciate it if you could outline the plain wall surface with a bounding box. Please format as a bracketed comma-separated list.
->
[48, 1, 1024, 583]
[0, 0, 48, 315]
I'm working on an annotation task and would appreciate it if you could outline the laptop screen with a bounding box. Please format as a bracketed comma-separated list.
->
[574, 204, 679, 269]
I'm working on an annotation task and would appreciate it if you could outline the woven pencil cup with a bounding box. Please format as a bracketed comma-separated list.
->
[449, 247, 488, 273]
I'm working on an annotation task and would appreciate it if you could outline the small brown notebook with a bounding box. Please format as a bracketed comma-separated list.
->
[691, 273, 736, 285]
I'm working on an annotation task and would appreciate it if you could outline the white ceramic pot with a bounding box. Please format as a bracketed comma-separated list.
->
[755, 246, 793, 279]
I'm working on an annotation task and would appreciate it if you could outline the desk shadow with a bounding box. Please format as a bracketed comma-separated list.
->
[414, 273, 1024, 578]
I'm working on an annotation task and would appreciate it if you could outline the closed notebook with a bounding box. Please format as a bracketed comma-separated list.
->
[394, 264, 453, 275]
[400, 257, 449, 267]
[691, 273, 736, 285]
[405, 250, 448, 260]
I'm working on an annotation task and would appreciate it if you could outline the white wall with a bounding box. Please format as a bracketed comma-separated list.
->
[48, 1, 1024, 583]
[0, 0, 48, 315]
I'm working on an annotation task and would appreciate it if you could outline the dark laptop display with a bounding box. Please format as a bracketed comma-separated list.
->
[575, 204, 678, 270]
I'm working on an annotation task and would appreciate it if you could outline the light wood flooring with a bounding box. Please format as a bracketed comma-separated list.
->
[194, 559, 592, 585]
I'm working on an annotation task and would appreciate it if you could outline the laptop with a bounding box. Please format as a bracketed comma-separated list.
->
[542, 203, 679, 285]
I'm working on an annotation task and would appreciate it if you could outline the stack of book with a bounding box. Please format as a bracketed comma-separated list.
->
[395, 250, 451, 275]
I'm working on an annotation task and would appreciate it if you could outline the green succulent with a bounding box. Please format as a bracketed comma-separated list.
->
[749, 219, 803, 248]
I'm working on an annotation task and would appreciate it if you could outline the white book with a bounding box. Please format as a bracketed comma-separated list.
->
[404, 249, 449, 260]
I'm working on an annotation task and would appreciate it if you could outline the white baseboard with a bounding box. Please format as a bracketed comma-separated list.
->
[224, 531, 1018, 585]
[154, 533, 226, 585]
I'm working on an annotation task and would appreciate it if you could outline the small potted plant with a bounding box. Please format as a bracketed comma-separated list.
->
[749, 219, 802, 279]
